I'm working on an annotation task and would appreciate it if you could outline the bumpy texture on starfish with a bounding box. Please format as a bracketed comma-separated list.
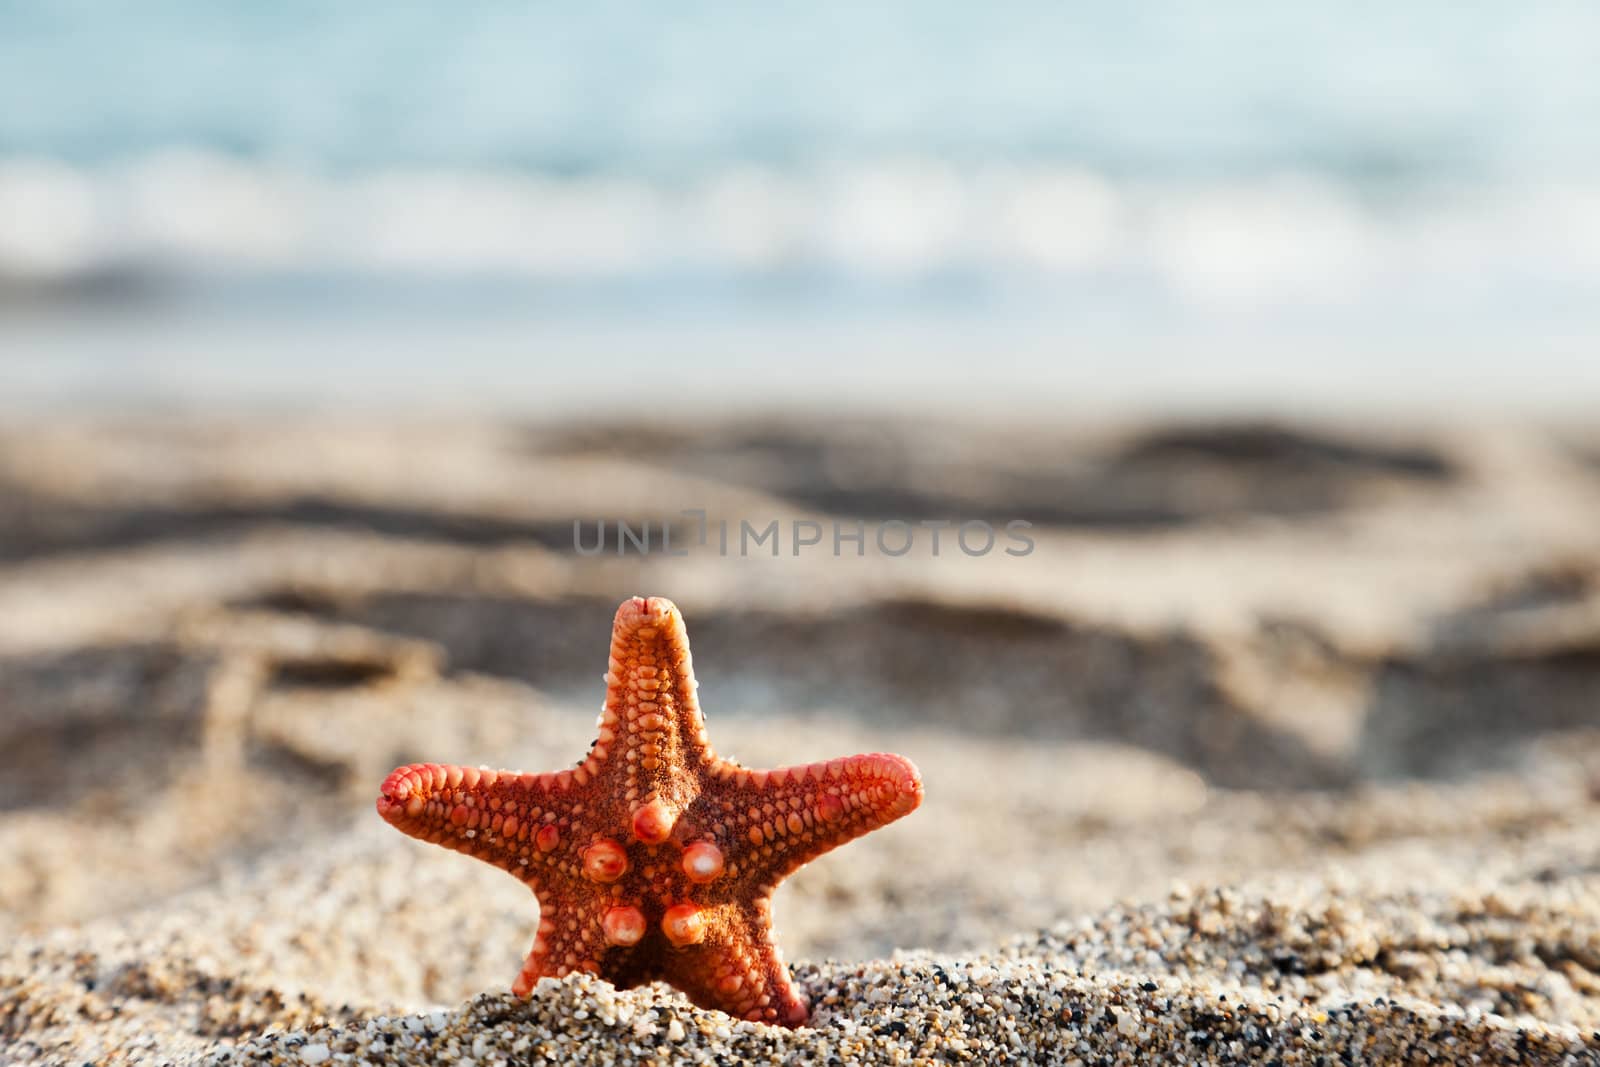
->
[376, 595, 923, 1026]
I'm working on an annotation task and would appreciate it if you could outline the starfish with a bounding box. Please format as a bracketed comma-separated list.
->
[376, 595, 923, 1026]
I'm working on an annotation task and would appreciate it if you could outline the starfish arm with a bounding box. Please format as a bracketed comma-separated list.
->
[509, 898, 616, 993]
[703, 752, 923, 887]
[589, 596, 718, 790]
[660, 897, 811, 1025]
[376, 761, 586, 886]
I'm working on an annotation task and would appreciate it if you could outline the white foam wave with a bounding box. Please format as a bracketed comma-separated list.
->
[3, 151, 1599, 316]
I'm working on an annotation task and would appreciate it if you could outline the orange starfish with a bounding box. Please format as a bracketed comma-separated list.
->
[376, 595, 923, 1026]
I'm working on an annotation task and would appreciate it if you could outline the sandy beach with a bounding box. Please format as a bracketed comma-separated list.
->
[3, 412, 1600, 1065]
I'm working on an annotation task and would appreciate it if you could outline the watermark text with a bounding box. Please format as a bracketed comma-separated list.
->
[573, 511, 1034, 558]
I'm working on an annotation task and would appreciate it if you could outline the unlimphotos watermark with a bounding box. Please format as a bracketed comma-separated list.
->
[573, 510, 1034, 558]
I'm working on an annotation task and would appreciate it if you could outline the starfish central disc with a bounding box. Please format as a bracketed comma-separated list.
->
[376, 595, 924, 1027]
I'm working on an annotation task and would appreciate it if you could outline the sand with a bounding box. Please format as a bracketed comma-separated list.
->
[2, 413, 1599, 1065]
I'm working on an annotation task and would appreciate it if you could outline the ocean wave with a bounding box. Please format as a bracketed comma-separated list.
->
[3, 152, 1599, 318]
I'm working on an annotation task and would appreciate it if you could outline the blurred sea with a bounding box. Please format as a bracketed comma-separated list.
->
[2, 3, 1597, 410]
